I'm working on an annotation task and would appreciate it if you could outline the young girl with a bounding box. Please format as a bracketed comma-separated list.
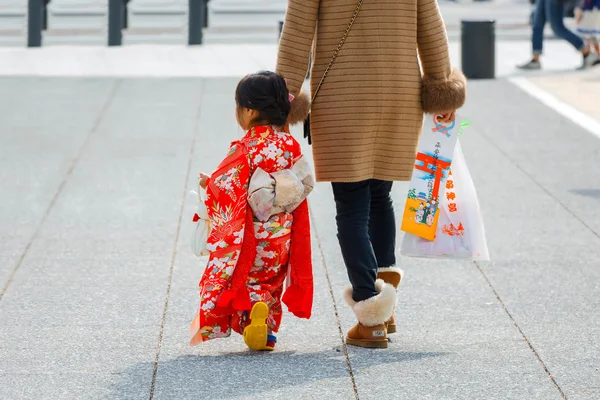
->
[576, 0, 600, 64]
[189, 71, 313, 351]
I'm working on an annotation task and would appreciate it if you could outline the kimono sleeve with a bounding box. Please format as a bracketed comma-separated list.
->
[282, 200, 313, 319]
[205, 142, 250, 226]
[203, 142, 251, 282]
[204, 142, 259, 313]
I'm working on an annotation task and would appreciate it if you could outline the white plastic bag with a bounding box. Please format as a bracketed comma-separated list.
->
[189, 186, 211, 257]
[401, 140, 490, 261]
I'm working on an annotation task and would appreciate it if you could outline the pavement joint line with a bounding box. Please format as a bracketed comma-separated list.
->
[509, 76, 600, 141]
[0, 79, 122, 304]
[474, 120, 600, 241]
[148, 80, 205, 400]
[309, 206, 360, 400]
[474, 261, 568, 400]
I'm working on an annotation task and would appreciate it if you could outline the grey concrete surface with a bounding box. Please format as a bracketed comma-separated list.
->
[460, 81, 600, 400]
[0, 78, 115, 292]
[0, 76, 598, 400]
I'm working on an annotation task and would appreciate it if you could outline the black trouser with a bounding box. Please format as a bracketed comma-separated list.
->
[332, 180, 396, 303]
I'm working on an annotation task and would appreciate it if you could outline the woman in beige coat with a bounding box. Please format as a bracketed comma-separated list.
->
[277, 0, 467, 348]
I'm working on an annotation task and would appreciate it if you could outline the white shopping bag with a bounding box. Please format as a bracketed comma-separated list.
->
[189, 186, 211, 257]
[401, 140, 490, 261]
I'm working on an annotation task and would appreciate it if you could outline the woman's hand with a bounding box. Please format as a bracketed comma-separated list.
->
[437, 111, 456, 124]
[199, 173, 210, 189]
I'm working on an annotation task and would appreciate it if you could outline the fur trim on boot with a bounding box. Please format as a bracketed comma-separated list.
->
[287, 90, 310, 125]
[343, 278, 387, 308]
[421, 69, 467, 114]
[344, 279, 396, 327]
[376, 267, 404, 289]
[376, 267, 403, 335]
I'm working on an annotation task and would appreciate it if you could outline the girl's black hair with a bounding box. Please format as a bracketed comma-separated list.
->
[235, 71, 290, 127]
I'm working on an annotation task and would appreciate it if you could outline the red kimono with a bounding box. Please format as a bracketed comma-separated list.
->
[190, 125, 313, 345]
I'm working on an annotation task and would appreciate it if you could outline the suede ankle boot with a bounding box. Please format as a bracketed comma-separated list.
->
[344, 279, 396, 348]
[376, 267, 403, 334]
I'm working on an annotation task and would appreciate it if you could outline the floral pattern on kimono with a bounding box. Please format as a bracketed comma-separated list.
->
[190, 125, 313, 345]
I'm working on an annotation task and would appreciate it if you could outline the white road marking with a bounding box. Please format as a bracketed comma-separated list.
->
[509, 76, 600, 141]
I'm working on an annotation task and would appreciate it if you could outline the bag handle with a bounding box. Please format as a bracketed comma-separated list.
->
[311, 0, 364, 103]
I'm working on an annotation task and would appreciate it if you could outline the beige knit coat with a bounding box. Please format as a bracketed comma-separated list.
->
[276, 0, 467, 183]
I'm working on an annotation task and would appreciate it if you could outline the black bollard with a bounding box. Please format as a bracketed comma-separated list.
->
[27, 0, 43, 47]
[42, 0, 49, 30]
[189, 0, 205, 45]
[123, 0, 130, 29]
[203, 0, 209, 28]
[461, 20, 495, 80]
[108, 0, 124, 46]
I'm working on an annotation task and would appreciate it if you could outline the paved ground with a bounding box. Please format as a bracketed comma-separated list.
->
[0, 45, 599, 400]
[529, 69, 600, 121]
[0, 39, 590, 78]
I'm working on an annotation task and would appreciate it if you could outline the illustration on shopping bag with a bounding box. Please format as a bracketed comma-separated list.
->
[440, 169, 463, 236]
[401, 115, 461, 241]
[401, 138, 490, 261]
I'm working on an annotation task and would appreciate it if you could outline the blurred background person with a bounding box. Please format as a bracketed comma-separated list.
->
[575, 0, 600, 63]
[518, 0, 598, 70]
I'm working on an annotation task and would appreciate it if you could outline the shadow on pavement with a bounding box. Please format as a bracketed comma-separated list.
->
[109, 349, 447, 399]
[570, 189, 600, 199]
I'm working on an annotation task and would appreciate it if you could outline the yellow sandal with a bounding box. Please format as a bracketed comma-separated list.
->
[243, 302, 273, 351]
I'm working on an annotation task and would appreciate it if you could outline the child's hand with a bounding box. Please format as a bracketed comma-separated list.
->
[199, 173, 210, 189]
[436, 111, 456, 124]
[575, 8, 583, 23]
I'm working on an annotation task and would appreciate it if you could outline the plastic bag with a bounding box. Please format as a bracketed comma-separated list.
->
[189, 186, 211, 257]
[401, 140, 490, 261]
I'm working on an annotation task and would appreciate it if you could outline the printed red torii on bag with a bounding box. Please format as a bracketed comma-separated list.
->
[414, 152, 452, 201]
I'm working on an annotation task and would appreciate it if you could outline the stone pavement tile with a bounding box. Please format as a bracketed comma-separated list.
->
[0, 371, 152, 400]
[461, 80, 600, 398]
[0, 278, 166, 328]
[0, 325, 157, 375]
[477, 265, 600, 400]
[528, 70, 600, 121]
[5, 253, 172, 288]
[0, 77, 116, 290]
[0, 78, 205, 398]
[463, 80, 600, 237]
[151, 78, 355, 400]
[0, 255, 16, 295]
[309, 182, 560, 400]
